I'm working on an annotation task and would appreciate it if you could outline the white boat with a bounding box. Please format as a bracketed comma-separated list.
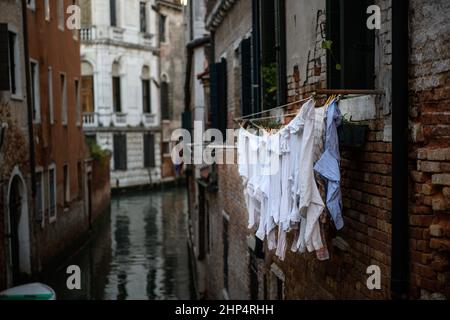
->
[0, 283, 56, 300]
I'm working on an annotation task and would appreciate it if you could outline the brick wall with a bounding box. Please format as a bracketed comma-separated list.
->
[196, 0, 450, 300]
[408, 0, 450, 300]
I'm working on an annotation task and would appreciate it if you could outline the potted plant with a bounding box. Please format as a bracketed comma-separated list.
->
[338, 114, 368, 148]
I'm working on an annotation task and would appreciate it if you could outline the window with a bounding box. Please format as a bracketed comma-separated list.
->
[58, 0, 65, 30]
[48, 166, 57, 222]
[113, 134, 127, 170]
[143, 133, 155, 168]
[75, 79, 80, 125]
[162, 142, 170, 155]
[159, 15, 166, 42]
[140, 2, 148, 33]
[35, 170, 45, 225]
[112, 76, 121, 113]
[30, 60, 40, 122]
[249, 0, 286, 113]
[269, 264, 285, 300]
[161, 78, 170, 120]
[60, 73, 67, 125]
[27, 0, 36, 10]
[48, 67, 54, 124]
[326, 0, 375, 89]
[223, 216, 229, 293]
[45, 0, 50, 21]
[240, 38, 252, 117]
[210, 58, 227, 135]
[2, 28, 21, 96]
[81, 61, 95, 113]
[142, 80, 151, 114]
[110, 0, 117, 27]
[63, 165, 70, 206]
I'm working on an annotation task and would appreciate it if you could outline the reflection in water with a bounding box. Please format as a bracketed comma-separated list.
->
[43, 187, 193, 300]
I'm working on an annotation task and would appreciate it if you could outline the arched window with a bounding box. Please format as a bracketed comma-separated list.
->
[112, 61, 122, 113]
[161, 74, 171, 120]
[81, 61, 95, 113]
[142, 66, 151, 114]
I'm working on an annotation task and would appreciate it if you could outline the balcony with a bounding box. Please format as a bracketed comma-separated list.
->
[82, 113, 98, 128]
[113, 113, 128, 127]
[80, 26, 96, 41]
[142, 114, 157, 127]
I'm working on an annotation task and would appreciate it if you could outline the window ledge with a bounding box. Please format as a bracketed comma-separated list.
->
[10, 94, 24, 102]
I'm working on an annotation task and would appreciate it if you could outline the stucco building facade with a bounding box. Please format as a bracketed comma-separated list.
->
[80, 0, 162, 189]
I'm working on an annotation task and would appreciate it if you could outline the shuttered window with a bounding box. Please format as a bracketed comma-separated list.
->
[240, 38, 252, 117]
[210, 58, 227, 136]
[113, 134, 127, 171]
[112, 76, 121, 113]
[110, 0, 117, 27]
[326, 0, 375, 89]
[142, 79, 151, 114]
[140, 2, 147, 33]
[143, 133, 155, 168]
[0, 24, 10, 91]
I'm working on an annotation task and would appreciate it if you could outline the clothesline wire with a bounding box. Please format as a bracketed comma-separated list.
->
[234, 90, 384, 123]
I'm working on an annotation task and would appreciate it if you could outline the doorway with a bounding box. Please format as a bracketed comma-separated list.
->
[6, 169, 31, 287]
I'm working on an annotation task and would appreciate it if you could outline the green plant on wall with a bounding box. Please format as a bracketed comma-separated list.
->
[88, 140, 110, 167]
[262, 63, 277, 110]
[322, 40, 342, 71]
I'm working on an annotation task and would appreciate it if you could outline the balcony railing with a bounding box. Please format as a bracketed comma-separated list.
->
[113, 113, 128, 127]
[142, 114, 157, 127]
[80, 27, 96, 41]
[82, 112, 98, 127]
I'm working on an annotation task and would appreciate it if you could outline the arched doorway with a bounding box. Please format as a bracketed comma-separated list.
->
[6, 168, 31, 287]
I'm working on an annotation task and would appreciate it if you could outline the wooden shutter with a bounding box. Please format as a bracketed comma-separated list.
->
[113, 134, 127, 170]
[144, 133, 155, 168]
[275, 0, 287, 106]
[218, 58, 228, 135]
[251, 0, 262, 114]
[0, 24, 10, 91]
[240, 38, 252, 117]
[210, 62, 219, 130]
[210, 58, 228, 135]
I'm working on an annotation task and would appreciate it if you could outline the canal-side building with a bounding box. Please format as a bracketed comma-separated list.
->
[156, 0, 185, 181]
[0, 0, 34, 290]
[183, 0, 215, 299]
[186, 0, 450, 300]
[80, 0, 162, 189]
[26, 0, 111, 279]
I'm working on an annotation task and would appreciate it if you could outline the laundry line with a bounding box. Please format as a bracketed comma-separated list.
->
[233, 89, 385, 124]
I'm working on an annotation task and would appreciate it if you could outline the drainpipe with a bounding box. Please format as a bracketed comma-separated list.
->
[21, 0, 36, 199]
[391, 0, 409, 299]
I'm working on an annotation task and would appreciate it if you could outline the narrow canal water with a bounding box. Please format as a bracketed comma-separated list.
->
[43, 187, 194, 300]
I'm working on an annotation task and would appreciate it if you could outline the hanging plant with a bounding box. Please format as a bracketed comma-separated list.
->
[338, 114, 368, 149]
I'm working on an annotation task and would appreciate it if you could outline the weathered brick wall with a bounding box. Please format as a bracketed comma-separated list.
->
[209, 0, 252, 300]
[408, 0, 450, 300]
[201, 0, 450, 300]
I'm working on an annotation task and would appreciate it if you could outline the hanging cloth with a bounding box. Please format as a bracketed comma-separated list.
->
[314, 100, 344, 230]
